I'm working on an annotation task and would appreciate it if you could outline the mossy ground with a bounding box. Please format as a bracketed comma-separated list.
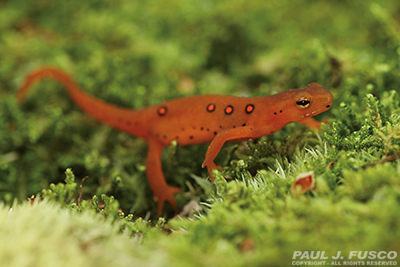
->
[1, 0, 400, 266]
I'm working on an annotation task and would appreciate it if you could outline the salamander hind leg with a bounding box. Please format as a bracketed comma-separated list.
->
[146, 139, 181, 215]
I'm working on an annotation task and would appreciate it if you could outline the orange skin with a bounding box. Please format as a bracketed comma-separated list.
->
[18, 68, 334, 214]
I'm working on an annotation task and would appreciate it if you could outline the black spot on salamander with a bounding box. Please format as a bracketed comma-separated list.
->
[200, 127, 204, 131]
[181, 128, 185, 131]
[214, 131, 217, 135]
[176, 136, 179, 140]
[163, 135, 167, 139]
[274, 112, 277, 115]
[189, 136, 194, 139]
[245, 104, 255, 114]
[233, 126, 236, 128]
[242, 123, 246, 126]
[126, 121, 132, 126]
[219, 125, 223, 128]
[192, 126, 196, 130]
[206, 103, 216, 112]
[207, 128, 210, 131]
[280, 110, 282, 113]
[157, 106, 168, 116]
[326, 105, 331, 108]
[224, 105, 234, 115]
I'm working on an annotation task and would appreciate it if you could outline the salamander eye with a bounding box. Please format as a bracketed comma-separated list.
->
[296, 97, 311, 109]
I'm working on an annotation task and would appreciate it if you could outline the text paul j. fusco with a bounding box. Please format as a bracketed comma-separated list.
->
[292, 251, 398, 260]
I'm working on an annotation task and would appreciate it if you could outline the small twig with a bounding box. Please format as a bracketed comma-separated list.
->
[356, 153, 400, 170]
[78, 176, 89, 206]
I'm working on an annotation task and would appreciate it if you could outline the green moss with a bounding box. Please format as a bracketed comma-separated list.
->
[0, 201, 163, 267]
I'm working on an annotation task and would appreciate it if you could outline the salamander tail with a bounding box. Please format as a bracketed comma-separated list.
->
[17, 67, 148, 138]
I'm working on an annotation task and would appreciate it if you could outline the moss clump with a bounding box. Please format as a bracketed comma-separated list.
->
[0, 201, 157, 267]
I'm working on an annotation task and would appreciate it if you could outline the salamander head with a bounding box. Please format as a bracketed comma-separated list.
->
[274, 83, 333, 122]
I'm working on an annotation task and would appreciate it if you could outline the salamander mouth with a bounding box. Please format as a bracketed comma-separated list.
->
[303, 107, 326, 118]
[304, 109, 318, 118]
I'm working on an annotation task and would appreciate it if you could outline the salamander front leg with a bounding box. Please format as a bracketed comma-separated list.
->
[201, 161, 223, 182]
[146, 139, 181, 215]
[202, 126, 258, 182]
[298, 117, 329, 130]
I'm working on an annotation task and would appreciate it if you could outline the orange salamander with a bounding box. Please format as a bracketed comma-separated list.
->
[18, 67, 333, 214]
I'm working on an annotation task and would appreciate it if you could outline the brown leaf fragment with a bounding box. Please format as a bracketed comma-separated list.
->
[291, 171, 315, 196]
[239, 238, 256, 253]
